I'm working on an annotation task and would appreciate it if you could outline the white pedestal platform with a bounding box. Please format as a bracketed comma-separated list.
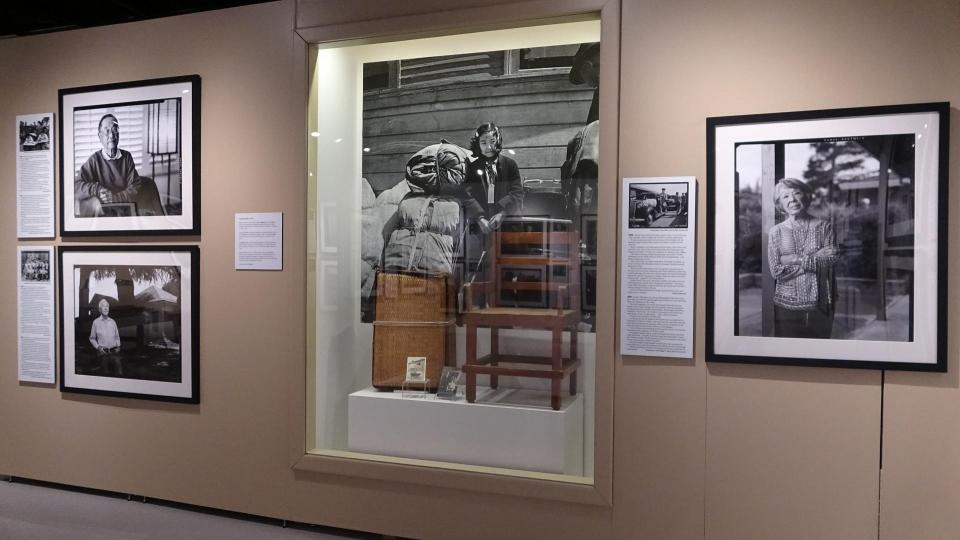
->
[348, 387, 584, 475]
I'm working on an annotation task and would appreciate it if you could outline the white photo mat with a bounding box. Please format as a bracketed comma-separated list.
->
[60, 77, 197, 234]
[60, 248, 198, 401]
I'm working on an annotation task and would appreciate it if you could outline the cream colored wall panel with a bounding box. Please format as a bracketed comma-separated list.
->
[611, 362, 707, 540]
[706, 365, 880, 540]
[878, 0, 960, 531]
[612, 1, 708, 537]
[880, 377, 960, 540]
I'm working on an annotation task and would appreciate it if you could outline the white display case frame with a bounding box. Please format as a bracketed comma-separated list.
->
[295, 0, 620, 506]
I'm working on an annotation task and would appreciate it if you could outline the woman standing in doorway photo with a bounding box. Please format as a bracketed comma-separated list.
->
[767, 177, 838, 338]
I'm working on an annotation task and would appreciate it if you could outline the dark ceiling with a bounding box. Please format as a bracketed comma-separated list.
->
[2, 1, 273, 38]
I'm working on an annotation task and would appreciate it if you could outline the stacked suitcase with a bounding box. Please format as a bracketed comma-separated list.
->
[372, 271, 455, 390]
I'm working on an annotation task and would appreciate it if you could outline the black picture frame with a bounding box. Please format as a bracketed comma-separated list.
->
[497, 264, 548, 308]
[706, 102, 949, 371]
[581, 264, 597, 312]
[58, 245, 200, 403]
[580, 214, 597, 261]
[59, 75, 201, 236]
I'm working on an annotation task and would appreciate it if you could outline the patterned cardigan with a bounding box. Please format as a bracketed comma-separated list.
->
[767, 217, 837, 312]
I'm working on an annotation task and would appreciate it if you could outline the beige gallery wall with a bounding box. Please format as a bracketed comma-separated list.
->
[1, 0, 959, 539]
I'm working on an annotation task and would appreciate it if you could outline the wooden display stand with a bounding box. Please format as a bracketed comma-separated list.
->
[462, 223, 580, 410]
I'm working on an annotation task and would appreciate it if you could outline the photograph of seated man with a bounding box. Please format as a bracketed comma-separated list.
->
[75, 114, 165, 218]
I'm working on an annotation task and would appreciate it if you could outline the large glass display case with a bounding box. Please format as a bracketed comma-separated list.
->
[307, 19, 603, 482]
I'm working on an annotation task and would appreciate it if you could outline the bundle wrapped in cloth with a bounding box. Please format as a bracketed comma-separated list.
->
[360, 178, 410, 321]
[561, 120, 600, 216]
[360, 178, 383, 303]
[404, 141, 471, 193]
[383, 197, 462, 274]
[383, 142, 472, 274]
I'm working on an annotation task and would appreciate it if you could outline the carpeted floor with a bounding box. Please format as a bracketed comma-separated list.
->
[0, 478, 383, 540]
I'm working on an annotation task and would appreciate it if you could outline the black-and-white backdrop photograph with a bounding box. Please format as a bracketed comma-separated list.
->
[358, 41, 601, 324]
[59, 75, 200, 235]
[734, 135, 915, 342]
[59, 246, 199, 402]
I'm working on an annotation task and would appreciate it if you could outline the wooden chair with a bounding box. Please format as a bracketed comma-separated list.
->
[462, 220, 580, 411]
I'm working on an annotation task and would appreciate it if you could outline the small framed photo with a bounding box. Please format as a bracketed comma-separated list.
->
[499, 218, 547, 258]
[707, 102, 949, 371]
[59, 75, 200, 236]
[405, 356, 427, 383]
[498, 265, 547, 308]
[59, 245, 200, 402]
[436, 366, 462, 400]
[581, 265, 597, 312]
[579, 214, 598, 258]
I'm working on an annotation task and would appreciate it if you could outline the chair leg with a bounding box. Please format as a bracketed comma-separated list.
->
[551, 378, 561, 411]
[551, 324, 562, 410]
[569, 324, 578, 362]
[569, 326, 578, 395]
[490, 326, 499, 390]
[466, 321, 477, 403]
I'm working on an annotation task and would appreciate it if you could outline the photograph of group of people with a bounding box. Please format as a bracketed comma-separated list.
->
[358, 41, 601, 325]
[20, 250, 50, 282]
[627, 182, 689, 229]
[734, 134, 915, 342]
[18, 116, 51, 152]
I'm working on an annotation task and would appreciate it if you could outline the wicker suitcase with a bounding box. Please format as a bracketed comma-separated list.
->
[372, 271, 455, 390]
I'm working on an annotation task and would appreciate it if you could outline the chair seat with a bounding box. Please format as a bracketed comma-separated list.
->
[467, 307, 577, 317]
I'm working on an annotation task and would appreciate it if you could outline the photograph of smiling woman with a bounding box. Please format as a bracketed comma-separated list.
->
[766, 178, 838, 338]
[733, 133, 916, 342]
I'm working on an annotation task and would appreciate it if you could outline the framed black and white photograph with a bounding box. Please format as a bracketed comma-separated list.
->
[707, 102, 949, 371]
[498, 265, 548, 308]
[59, 75, 200, 236]
[59, 245, 199, 402]
[436, 366, 462, 400]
